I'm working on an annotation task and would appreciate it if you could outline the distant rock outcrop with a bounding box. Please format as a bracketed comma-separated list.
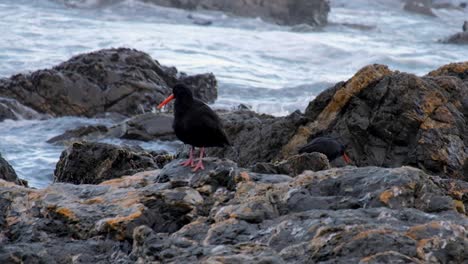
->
[143, 0, 330, 27]
[0, 153, 27, 186]
[0, 48, 217, 118]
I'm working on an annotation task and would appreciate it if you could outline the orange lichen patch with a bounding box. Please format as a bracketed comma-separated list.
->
[280, 64, 393, 158]
[420, 118, 452, 130]
[105, 210, 143, 230]
[238, 172, 251, 182]
[99, 170, 158, 188]
[405, 222, 443, 240]
[56, 207, 77, 221]
[379, 190, 395, 205]
[110, 192, 141, 208]
[427, 62, 468, 77]
[415, 237, 442, 261]
[81, 197, 104, 205]
[352, 229, 394, 241]
[6, 216, 20, 226]
[454, 200, 466, 214]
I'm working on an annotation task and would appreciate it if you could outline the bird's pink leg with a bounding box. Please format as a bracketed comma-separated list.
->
[192, 147, 205, 172]
[180, 146, 195, 167]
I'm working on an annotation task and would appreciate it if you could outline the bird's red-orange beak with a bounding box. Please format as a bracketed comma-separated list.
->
[157, 94, 175, 109]
[343, 152, 351, 164]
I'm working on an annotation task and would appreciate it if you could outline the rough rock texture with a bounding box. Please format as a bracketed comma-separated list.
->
[282, 63, 468, 180]
[54, 142, 174, 184]
[251, 152, 330, 176]
[0, 154, 26, 186]
[144, 0, 330, 27]
[206, 109, 308, 167]
[1, 164, 466, 263]
[107, 112, 176, 141]
[445, 31, 468, 44]
[0, 48, 217, 117]
[0, 97, 47, 122]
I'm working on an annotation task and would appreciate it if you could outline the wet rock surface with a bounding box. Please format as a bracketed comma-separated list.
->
[143, 0, 330, 27]
[0, 48, 217, 117]
[54, 141, 174, 184]
[1, 164, 466, 263]
[445, 31, 468, 44]
[0, 153, 26, 186]
[251, 152, 330, 176]
[0, 97, 47, 122]
[207, 109, 308, 167]
[283, 62, 468, 180]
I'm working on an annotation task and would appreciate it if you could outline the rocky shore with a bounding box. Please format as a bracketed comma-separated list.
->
[0, 49, 467, 263]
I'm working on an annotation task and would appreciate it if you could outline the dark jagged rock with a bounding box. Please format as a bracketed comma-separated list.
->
[1, 162, 467, 263]
[107, 112, 176, 141]
[54, 141, 174, 184]
[0, 48, 217, 118]
[0, 97, 47, 122]
[444, 31, 468, 44]
[251, 152, 330, 176]
[46, 125, 109, 144]
[282, 63, 468, 180]
[143, 0, 330, 27]
[0, 154, 27, 186]
[207, 109, 308, 167]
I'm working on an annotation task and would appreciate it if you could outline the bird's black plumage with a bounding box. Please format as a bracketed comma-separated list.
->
[172, 84, 230, 148]
[298, 137, 346, 162]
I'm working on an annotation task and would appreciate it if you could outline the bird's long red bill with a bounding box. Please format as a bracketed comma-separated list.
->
[157, 94, 175, 109]
[343, 152, 351, 164]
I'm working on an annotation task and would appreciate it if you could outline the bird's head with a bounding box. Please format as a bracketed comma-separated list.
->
[157, 83, 193, 109]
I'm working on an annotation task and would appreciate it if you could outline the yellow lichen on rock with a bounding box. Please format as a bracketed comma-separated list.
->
[280, 64, 393, 159]
[427, 62, 468, 77]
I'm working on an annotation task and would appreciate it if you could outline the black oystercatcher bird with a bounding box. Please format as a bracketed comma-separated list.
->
[157, 83, 231, 172]
[298, 137, 351, 164]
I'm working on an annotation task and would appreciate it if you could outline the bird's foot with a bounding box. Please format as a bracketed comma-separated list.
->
[192, 160, 205, 172]
[180, 158, 195, 167]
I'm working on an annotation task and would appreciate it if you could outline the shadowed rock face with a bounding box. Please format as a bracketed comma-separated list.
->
[283, 63, 468, 180]
[0, 48, 217, 117]
[143, 0, 330, 27]
[0, 154, 26, 186]
[54, 142, 174, 184]
[0, 165, 466, 263]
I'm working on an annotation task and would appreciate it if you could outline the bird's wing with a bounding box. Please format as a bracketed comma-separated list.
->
[185, 101, 231, 146]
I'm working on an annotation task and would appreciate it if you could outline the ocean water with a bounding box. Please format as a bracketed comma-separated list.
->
[0, 0, 467, 187]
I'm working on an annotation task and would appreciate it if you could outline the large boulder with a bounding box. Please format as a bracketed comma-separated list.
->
[144, 0, 330, 27]
[54, 142, 174, 184]
[281, 62, 468, 180]
[0, 48, 217, 118]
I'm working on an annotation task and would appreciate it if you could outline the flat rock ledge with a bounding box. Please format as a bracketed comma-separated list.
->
[0, 161, 467, 263]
